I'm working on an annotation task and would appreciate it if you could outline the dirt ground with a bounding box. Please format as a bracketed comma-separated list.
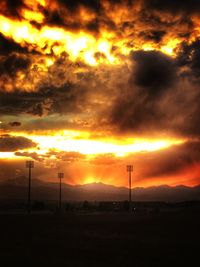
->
[0, 211, 199, 266]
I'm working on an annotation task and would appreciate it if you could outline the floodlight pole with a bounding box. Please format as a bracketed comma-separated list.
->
[26, 161, 34, 214]
[127, 165, 133, 213]
[129, 170, 131, 208]
[59, 175, 61, 210]
[0, 121, 3, 137]
[58, 172, 64, 211]
[28, 165, 31, 213]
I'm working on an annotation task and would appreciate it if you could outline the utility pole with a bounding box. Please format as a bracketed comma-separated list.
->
[0, 121, 3, 137]
[26, 160, 34, 214]
[58, 172, 64, 211]
[126, 165, 133, 213]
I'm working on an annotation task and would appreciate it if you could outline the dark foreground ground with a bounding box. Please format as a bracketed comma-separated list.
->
[0, 211, 199, 267]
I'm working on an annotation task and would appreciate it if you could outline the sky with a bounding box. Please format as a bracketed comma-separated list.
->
[0, 0, 200, 187]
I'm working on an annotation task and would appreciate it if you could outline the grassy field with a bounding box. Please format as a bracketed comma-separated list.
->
[0, 211, 199, 266]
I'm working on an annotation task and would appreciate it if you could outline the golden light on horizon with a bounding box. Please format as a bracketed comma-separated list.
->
[3, 130, 186, 160]
[82, 176, 99, 184]
[0, 152, 20, 159]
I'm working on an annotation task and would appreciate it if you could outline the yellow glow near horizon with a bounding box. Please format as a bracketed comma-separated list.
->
[0, 152, 19, 159]
[83, 177, 99, 184]
[32, 136, 184, 155]
[7, 130, 185, 159]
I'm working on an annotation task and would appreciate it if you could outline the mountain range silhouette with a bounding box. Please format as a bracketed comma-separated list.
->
[0, 176, 200, 202]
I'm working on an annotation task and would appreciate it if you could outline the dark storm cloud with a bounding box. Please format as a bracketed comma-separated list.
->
[0, 53, 31, 77]
[0, 51, 91, 116]
[48, 83, 86, 115]
[15, 150, 85, 163]
[0, 91, 49, 116]
[138, 140, 200, 178]
[177, 39, 200, 78]
[0, 49, 126, 120]
[44, 10, 65, 27]
[0, 85, 71, 116]
[0, 34, 29, 55]
[110, 50, 178, 134]
[139, 30, 166, 43]
[15, 151, 46, 162]
[36, 0, 200, 46]
[44, 0, 118, 34]
[0, 0, 24, 18]
[109, 48, 200, 137]
[131, 50, 176, 95]
[144, 0, 200, 14]
[41, 0, 198, 48]
[0, 68, 89, 117]
[1, 0, 200, 138]
[9, 121, 21, 127]
[1, 46, 200, 139]
[57, 0, 102, 13]
[0, 134, 37, 152]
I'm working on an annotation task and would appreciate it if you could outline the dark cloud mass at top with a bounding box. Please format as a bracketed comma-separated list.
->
[57, 0, 102, 12]
[0, 0, 24, 18]
[0, 0, 200, 136]
[145, 0, 200, 14]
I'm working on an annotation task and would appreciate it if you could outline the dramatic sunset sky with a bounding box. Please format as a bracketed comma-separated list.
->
[0, 0, 200, 187]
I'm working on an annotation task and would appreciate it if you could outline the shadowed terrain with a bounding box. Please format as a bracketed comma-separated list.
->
[0, 211, 199, 266]
[1, 178, 200, 202]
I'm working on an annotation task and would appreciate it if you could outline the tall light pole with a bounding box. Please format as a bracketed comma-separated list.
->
[26, 160, 34, 214]
[0, 121, 3, 136]
[126, 165, 133, 212]
[58, 172, 64, 211]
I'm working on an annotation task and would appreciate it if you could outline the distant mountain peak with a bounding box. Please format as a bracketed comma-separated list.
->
[0, 176, 46, 187]
[75, 182, 115, 191]
[0, 178, 200, 201]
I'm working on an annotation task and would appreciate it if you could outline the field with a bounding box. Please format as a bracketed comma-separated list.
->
[0, 210, 199, 266]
